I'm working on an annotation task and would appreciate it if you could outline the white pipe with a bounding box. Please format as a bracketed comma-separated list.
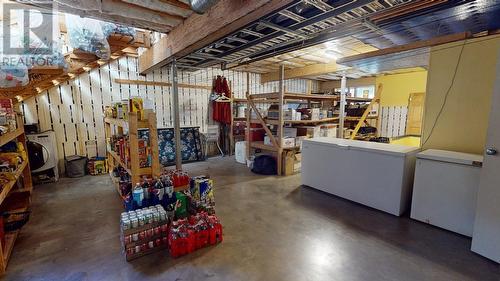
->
[338, 75, 347, 138]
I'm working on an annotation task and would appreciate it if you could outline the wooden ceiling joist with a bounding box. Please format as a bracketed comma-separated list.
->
[138, 0, 296, 74]
[260, 62, 347, 83]
[15, 0, 193, 32]
[336, 32, 472, 65]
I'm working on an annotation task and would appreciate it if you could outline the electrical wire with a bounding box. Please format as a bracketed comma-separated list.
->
[421, 38, 467, 147]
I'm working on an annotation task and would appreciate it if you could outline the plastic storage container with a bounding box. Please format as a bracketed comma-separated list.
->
[65, 155, 88, 178]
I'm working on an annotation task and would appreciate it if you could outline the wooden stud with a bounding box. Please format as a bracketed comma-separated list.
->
[114, 79, 211, 90]
[171, 59, 182, 170]
[147, 112, 161, 178]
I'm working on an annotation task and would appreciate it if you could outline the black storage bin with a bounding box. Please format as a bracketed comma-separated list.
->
[65, 155, 88, 178]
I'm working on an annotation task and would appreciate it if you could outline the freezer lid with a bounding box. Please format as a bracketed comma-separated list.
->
[303, 137, 420, 157]
[417, 149, 483, 166]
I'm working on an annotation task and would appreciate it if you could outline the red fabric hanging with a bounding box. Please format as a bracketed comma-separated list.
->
[212, 76, 232, 124]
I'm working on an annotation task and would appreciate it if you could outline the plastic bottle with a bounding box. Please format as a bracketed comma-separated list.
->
[132, 183, 144, 209]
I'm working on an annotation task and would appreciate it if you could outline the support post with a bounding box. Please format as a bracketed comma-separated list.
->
[245, 72, 251, 160]
[277, 65, 285, 176]
[338, 75, 347, 138]
[172, 59, 182, 170]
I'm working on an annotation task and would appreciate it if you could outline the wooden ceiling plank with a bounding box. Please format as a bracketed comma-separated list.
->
[261, 62, 347, 83]
[121, 0, 192, 17]
[101, 0, 184, 27]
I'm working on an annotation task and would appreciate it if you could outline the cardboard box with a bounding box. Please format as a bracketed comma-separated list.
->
[296, 126, 321, 138]
[294, 153, 302, 173]
[320, 124, 338, 138]
[283, 151, 295, 176]
[129, 97, 144, 120]
[311, 108, 320, 120]
[283, 127, 297, 138]
[264, 136, 296, 148]
[295, 136, 307, 150]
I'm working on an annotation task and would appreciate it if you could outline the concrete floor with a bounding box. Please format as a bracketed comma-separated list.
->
[3, 157, 499, 281]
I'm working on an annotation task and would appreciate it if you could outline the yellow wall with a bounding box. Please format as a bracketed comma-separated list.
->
[319, 71, 427, 107]
[376, 71, 428, 106]
[422, 35, 500, 154]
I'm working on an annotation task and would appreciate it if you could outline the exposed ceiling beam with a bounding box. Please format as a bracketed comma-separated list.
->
[138, 0, 296, 74]
[100, 0, 184, 27]
[260, 62, 348, 83]
[120, 0, 193, 18]
[15, 0, 188, 32]
[336, 32, 472, 65]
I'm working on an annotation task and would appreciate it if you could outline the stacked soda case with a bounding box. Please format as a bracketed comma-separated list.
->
[120, 205, 169, 261]
[189, 176, 216, 214]
[168, 211, 223, 258]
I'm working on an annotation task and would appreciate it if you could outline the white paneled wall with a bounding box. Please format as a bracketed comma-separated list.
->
[380, 106, 408, 138]
[21, 56, 318, 170]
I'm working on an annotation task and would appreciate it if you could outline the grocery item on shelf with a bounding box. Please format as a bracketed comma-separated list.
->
[108, 135, 152, 169]
[87, 157, 107, 175]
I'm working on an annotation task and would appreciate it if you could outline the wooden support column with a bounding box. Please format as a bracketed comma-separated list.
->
[338, 75, 347, 138]
[129, 112, 140, 184]
[245, 72, 251, 160]
[171, 59, 182, 170]
[277, 65, 284, 176]
[148, 112, 161, 178]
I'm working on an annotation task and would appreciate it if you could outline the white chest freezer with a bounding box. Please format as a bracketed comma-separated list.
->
[301, 138, 420, 216]
[411, 149, 483, 237]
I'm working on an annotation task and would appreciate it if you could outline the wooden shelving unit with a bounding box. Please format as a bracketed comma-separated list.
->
[104, 111, 160, 191]
[245, 68, 381, 175]
[0, 114, 33, 274]
[246, 66, 340, 175]
[229, 98, 248, 156]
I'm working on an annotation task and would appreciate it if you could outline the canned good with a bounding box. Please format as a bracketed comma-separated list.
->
[139, 231, 146, 240]
[155, 238, 162, 247]
[153, 226, 160, 236]
[124, 235, 132, 244]
[132, 233, 139, 242]
[146, 213, 153, 224]
[148, 241, 154, 249]
[122, 219, 131, 230]
[131, 218, 139, 228]
[152, 213, 159, 223]
[135, 245, 141, 254]
[140, 243, 147, 252]
[146, 228, 154, 238]
[159, 212, 166, 222]
[126, 247, 135, 256]
[138, 216, 145, 226]
[160, 224, 169, 233]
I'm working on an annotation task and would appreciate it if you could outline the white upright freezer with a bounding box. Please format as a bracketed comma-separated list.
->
[301, 138, 420, 216]
[411, 149, 483, 237]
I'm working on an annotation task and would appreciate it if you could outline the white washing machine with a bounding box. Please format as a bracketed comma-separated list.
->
[27, 131, 59, 183]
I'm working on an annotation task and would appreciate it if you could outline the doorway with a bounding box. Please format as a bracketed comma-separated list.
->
[406, 92, 425, 136]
